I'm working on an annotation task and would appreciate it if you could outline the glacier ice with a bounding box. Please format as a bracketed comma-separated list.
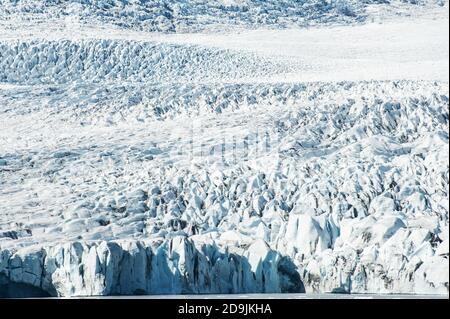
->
[0, 238, 305, 297]
[0, 0, 449, 297]
[1, 79, 448, 296]
[0, 0, 396, 33]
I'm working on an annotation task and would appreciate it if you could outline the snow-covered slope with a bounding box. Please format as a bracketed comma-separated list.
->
[0, 1, 448, 297]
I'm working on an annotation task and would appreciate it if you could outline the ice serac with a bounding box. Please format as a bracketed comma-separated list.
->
[0, 237, 305, 297]
[300, 218, 449, 294]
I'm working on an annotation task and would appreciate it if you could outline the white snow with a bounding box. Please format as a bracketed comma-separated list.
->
[0, 0, 448, 297]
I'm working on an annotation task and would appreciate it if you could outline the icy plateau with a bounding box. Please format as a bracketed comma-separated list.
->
[0, 0, 449, 297]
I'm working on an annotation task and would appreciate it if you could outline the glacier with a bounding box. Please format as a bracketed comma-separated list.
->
[0, 0, 449, 297]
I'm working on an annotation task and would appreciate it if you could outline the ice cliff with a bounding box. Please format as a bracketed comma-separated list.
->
[1, 238, 305, 297]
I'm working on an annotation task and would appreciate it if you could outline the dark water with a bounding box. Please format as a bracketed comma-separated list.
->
[73, 293, 448, 299]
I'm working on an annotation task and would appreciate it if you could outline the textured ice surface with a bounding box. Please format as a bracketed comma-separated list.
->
[1, 0, 440, 33]
[0, 1, 449, 297]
